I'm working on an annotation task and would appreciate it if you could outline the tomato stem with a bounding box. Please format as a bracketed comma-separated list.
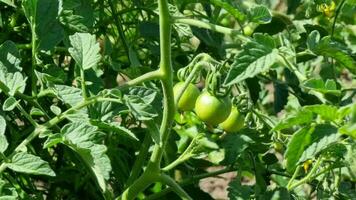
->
[173, 17, 250, 42]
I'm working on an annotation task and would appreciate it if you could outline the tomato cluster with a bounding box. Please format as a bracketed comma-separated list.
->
[173, 82, 245, 133]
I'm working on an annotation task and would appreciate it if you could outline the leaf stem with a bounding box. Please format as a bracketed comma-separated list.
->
[286, 165, 301, 190]
[288, 157, 323, 190]
[173, 17, 250, 43]
[80, 67, 88, 100]
[146, 166, 235, 200]
[118, 70, 162, 90]
[279, 54, 307, 82]
[15, 103, 38, 127]
[31, 24, 37, 96]
[159, 174, 193, 200]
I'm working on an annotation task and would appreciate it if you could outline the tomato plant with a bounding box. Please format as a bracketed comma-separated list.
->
[0, 0, 355, 200]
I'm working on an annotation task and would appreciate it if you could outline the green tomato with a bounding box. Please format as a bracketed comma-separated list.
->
[173, 82, 200, 111]
[194, 91, 231, 126]
[219, 106, 244, 133]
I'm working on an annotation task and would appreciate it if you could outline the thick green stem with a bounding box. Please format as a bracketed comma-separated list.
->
[120, 0, 177, 199]
[121, 169, 158, 200]
[149, 0, 174, 167]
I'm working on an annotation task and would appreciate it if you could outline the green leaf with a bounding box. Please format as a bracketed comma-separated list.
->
[6, 152, 55, 176]
[0, 41, 21, 72]
[303, 78, 341, 96]
[285, 126, 313, 173]
[145, 120, 160, 145]
[304, 104, 339, 121]
[274, 109, 313, 131]
[124, 94, 158, 121]
[61, 122, 111, 193]
[209, 0, 246, 21]
[228, 178, 253, 200]
[285, 124, 338, 172]
[50, 105, 61, 115]
[298, 124, 339, 162]
[0, 41, 26, 96]
[88, 100, 123, 122]
[339, 124, 356, 139]
[0, 115, 5, 135]
[90, 120, 138, 141]
[0, 178, 19, 199]
[309, 35, 356, 74]
[224, 34, 278, 86]
[0, 115, 8, 153]
[68, 33, 101, 70]
[345, 143, 356, 180]
[60, 0, 95, 31]
[43, 133, 63, 149]
[2, 97, 18, 111]
[54, 85, 84, 107]
[30, 107, 45, 116]
[249, 5, 272, 24]
[307, 30, 320, 50]
[0, 0, 16, 7]
[4, 72, 27, 96]
[22, 0, 64, 50]
[221, 134, 253, 165]
[59, 10, 90, 32]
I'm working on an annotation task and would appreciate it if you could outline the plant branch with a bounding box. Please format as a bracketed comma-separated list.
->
[118, 70, 162, 90]
[159, 174, 193, 200]
[173, 18, 250, 43]
[146, 166, 236, 200]
[80, 67, 88, 100]
[149, 0, 174, 167]
[288, 157, 323, 190]
[31, 23, 37, 96]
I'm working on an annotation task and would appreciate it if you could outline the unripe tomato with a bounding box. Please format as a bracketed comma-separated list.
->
[219, 106, 245, 133]
[194, 91, 231, 126]
[173, 82, 200, 111]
